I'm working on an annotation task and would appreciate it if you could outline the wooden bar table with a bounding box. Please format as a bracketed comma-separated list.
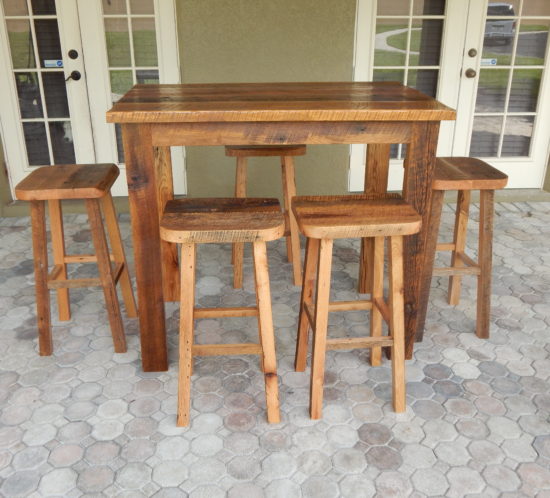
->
[107, 82, 455, 372]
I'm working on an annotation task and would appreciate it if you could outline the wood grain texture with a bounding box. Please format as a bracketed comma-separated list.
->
[154, 146, 180, 302]
[477, 190, 495, 339]
[232, 156, 248, 288]
[107, 82, 456, 123]
[30, 201, 52, 356]
[281, 156, 302, 285]
[48, 200, 70, 321]
[295, 237, 319, 372]
[15, 164, 119, 200]
[292, 195, 421, 239]
[177, 243, 195, 427]
[122, 123, 168, 372]
[433, 157, 508, 191]
[359, 143, 391, 293]
[370, 237, 384, 367]
[401, 121, 440, 358]
[253, 241, 281, 423]
[160, 198, 285, 244]
[151, 121, 412, 146]
[86, 199, 127, 354]
[447, 190, 471, 305]
[225, 145, 306, 157]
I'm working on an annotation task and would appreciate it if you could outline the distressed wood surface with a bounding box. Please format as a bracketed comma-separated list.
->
[160, 198, 285, 244]
[107, 82, 455, 123]
[433, 157, 508, 191]
[15, 164, 119, 200]
[292, 195, 421, 239]
[122, 124, 168, 372]
[225, 145, 306, 157]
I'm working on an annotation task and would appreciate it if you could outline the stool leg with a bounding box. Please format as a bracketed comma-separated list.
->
[252, 241, 280, 424]
[101, 194, 137, 317]
[448, 190, 471, 305]
[281, 156, 302, 285]
[232, 156, 247, 288]
[177, 242, 196, 427]
[370, 236, 384, 366]
[30, 200, 52, 355]
[310, 238, 333, 420]
[295, 237, 320, 371]
[477, 190, 495, 339]
[48, 200, 70, 321]
[85, 199, 126, 353]
[389, 235, 406, 413]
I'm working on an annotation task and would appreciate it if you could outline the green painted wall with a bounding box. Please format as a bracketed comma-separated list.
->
[177, 0, 357, 198]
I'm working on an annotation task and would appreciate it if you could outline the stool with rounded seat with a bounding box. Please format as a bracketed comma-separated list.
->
[225, 145, 306, 287]
[15, 164, 137, 355]
[292, 194, 422, 419]
[160, 197, 285, 426]
[429, 157, 508, 338]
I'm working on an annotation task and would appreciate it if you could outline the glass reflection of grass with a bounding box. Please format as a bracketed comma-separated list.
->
[105, 30, 156, 67]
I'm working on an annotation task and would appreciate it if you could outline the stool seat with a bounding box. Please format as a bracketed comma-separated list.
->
[15, 164, 119, 200]
[225, 145, 306, 157]
[433, 157, 508, 191]
[160, 198, 285, 244]
[292, 195, 422, 239]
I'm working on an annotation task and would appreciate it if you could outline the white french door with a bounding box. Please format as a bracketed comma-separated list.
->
[0, 0, 183, 198]
[351, 0, 550, 190]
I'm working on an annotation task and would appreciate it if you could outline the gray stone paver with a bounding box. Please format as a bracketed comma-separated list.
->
[0, 202, 549, 494]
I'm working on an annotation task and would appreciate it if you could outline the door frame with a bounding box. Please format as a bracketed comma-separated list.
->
[0, 0, 95, 195]
[351, 0, 550, 191]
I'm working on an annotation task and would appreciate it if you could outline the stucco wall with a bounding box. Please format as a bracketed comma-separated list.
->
[176, 0, 357, 198]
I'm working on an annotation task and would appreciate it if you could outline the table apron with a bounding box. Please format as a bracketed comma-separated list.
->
[150, 121, 413, 146]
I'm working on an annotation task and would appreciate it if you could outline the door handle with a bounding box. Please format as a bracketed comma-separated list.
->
[65, 70, 81, 82]
[465, 68, 477, 78]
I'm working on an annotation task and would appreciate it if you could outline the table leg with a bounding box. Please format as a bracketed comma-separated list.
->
[402, 122, 440, 359]
[154, 146, 180, 301]
[122, 124, 168, 372]
[358, 143, 390, 294]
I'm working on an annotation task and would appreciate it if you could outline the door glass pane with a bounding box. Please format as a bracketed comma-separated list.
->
[509, 69, 542, 112]
[102, 0, 159, 163]
[105, 18, 131, 67]
[407, 69, 438, 97]
[413, 0, 445, 15]
[502, 116, 534, 156]
[2, 0, 28, 16]
[516, 20, 549, 65]
[35, 19, 62, 68]
[374, 19, 408, 66]
[31, 0, 56, 15]
[409, 19, 443, 66]
[475, 69, 509, 112]
[470, 116, 503, 157]
[49, 122, 76, 164]
[523, 1, 550, 16]
[5, 7, 76, 167]
[6, 20, 36, 69]
[15, 72, 43, 118]
[130, 0, 154, 15]
[378, 1, 409, 15]
[375, 0, 446, 159]
[110, 70, 133, 100]
[102, 0, 127, 14]
[136, 69, 159, 84]
[132, 18, 157, 66]
[42, 72, 70, 118]
[23, 122, 49, 165]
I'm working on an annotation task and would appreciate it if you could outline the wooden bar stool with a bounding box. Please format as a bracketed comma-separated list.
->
[225, 145, 306, 287]
[15, 164, 137, 356]
[292, 195, 421, 419]
[160, 197, 285, 426]
[429, 157, 508, 338]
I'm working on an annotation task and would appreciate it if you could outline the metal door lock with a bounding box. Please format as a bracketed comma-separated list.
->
[65, 70, 81, 81]
[465, 68, 477, 78]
